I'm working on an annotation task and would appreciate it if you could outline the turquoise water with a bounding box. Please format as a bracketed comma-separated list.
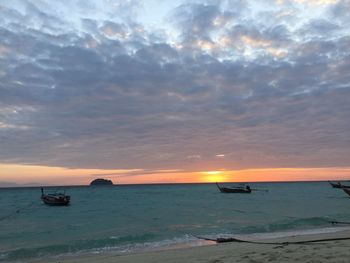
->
[1, 182, 350, 262]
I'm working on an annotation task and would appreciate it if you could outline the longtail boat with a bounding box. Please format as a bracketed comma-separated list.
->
[216, 183, 251, 193]
[329, 181, 350, 189]
[41, 188, 70, 206]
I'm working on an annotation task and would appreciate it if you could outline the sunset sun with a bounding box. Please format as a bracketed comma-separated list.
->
[201, 171, 226, 183]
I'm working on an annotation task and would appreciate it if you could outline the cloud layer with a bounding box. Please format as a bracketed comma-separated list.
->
[0, 0, 350, 173]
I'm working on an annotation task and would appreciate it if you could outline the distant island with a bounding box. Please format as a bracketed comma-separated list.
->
[90, 178, 113, 186]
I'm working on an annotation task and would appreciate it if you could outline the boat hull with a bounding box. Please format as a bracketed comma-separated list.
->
[329, 181, 350, 188]
[216, 183, 251, 193]
[41, 195, 70, 206]
[218, 187, 251, 193]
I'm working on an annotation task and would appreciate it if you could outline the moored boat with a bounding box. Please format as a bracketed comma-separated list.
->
[216, 183, 252, 193]
[41, 188, 70, 206]
[329, 181, 350, 188]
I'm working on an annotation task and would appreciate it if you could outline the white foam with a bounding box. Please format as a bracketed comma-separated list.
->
[230, 226, 350, 241]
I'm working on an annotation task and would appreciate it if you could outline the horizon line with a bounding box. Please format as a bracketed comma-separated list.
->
[1, 179, 350, 189]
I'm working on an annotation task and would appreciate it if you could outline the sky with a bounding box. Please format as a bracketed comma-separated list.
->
[0, 0, 350, 186]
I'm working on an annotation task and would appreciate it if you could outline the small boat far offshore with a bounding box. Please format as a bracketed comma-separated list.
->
[216, 183, 252, 194]
[328, 181, 350, 189]
[41, 188, 70, 206]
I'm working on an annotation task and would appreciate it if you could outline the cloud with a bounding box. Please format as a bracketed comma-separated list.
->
[0, 0, 349, 174]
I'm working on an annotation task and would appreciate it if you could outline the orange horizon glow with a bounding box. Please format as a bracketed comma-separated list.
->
[0, 163, 350, 186]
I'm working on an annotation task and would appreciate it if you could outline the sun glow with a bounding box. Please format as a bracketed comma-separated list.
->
[200, 171, 227, 182]
[1, 164, 350, 186]
[202, 171, 221, 175]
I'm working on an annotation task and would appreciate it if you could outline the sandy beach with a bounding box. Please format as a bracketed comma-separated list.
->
[31, 229, 350, 263]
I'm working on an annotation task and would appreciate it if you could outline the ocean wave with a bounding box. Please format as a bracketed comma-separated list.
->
[0, 234, 209, 262]
[239, 216, 332, 234]
[0, 233, 156, 261]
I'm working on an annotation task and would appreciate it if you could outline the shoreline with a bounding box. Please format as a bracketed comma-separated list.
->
[29, 227, 350, 263]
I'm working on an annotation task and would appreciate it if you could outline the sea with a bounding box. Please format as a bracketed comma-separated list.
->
[1, 181, 350, 262]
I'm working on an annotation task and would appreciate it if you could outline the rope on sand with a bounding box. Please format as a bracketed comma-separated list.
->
[195, 236, 350, 245]
[329, 220, 350, 225]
